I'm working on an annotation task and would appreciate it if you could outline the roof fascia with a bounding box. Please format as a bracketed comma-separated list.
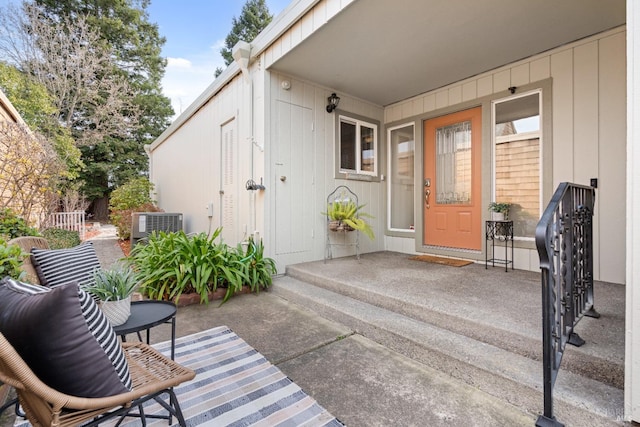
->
[250, 0, 322, 59]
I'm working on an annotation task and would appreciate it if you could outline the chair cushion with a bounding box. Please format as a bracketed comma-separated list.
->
[31, 241, 102, 288]
[0, 278, 132, 397]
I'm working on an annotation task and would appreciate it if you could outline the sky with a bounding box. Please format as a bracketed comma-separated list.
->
[0, 0, 293, 120]
[148, 0, 292, 119]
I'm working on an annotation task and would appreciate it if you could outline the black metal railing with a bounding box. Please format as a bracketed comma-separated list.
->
[535, 182, 599, 427]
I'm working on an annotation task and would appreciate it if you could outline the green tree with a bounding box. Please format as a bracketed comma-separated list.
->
[3, 0, 173, 219]
[0, 62, 82, 180]
[215, 0, 273, 78]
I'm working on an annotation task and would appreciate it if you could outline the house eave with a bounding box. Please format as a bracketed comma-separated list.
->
[249, 0, 321, 59]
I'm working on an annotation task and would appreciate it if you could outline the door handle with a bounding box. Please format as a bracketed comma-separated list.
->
[425, 189, 431, 209]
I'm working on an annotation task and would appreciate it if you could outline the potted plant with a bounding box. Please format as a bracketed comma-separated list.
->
[323, 199, 375, 240]
[84, 263, 139, 326]
[488, 202, 511, 221]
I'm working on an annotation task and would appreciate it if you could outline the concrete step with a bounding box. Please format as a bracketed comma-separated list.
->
[285, 261, 623, 390]
[272, 273, 624, 426]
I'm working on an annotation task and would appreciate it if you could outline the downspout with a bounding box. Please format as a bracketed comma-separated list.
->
[232, 41, 259, 238]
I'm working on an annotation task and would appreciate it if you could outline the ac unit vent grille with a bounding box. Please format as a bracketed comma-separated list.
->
[145, 214, 182, 233]
[131, 213, 183, 246]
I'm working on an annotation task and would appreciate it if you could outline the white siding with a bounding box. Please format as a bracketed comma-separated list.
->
[265, 72, 385, 269]
[384, 27, 626, 283]
[150, 75, 254, 246]
[626, 0, 640, 421]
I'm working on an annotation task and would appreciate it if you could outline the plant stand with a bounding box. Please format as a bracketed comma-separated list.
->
[325, 185, 360, 262]
[485, 220, 514, 271]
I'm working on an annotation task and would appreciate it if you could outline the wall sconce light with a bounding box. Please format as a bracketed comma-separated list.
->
[326, 93, 340, 113]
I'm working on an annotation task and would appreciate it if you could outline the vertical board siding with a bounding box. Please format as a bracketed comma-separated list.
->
[598, 31, 627, 285]
[267, 71, 384, 267]
[626, 2, 640, 420]
[550, 49, 575, 182]
[151, 75, 251, 243]
[573, 41, 600, 185]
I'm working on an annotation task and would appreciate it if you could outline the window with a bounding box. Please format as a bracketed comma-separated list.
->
[388, 123, 415, 231]
[339, 115, 378, 177]
[492, 91, 541, 239]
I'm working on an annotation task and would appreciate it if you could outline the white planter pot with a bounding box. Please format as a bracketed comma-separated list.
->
[491, 212, 505, 221]
[100, 296, 131, 326]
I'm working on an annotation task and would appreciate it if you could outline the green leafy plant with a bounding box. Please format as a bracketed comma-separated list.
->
[236, 236, 277, 295]
[488, 202, 511, 217]
[127, 229, 251, 304]
[84, 264, 138, 301]
[323, 198, 375, 240]
[41, 228, 81, 249]
[0, 238, 27, 280]
[0, 209, 38, 239]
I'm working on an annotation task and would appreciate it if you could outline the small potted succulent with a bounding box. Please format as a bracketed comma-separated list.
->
[488, 202, 511, 221]
[83, 263, 139, 326]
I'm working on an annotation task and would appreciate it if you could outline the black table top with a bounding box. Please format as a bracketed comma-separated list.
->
[112, 300, 176, 336]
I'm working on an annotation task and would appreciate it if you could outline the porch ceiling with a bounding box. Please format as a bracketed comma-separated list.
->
[269, 0, 626, 107]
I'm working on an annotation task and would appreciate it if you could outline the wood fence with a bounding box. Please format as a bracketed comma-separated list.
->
[49, 211, 85, 240]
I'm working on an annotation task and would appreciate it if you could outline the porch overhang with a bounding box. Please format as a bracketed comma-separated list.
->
[268, 0, 626, 107]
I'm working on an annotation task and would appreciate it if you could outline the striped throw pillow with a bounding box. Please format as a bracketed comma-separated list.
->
[78, 286, 132, 390]
[0, 279, 132, 396]
[31, 241, 102, 288]
[3, 278, 51, 294]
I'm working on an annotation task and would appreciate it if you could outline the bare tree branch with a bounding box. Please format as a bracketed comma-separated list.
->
[0, 2, 140, 147]
[0, 122, 65, 225]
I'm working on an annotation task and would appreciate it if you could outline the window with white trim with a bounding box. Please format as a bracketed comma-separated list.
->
[492, 91, 542, 239]
[388, 123, 415, 231]
[339, 115, 378, 177]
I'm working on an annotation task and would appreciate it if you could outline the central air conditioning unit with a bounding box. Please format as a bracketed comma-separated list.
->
[131, 212, 183, 246]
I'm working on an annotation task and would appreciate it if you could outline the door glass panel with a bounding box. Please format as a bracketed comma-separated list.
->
[389, 124, 414, 230]
[435, 121, 471, 205]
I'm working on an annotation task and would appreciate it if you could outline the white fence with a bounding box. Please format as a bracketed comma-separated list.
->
[49, 211, 85, 240]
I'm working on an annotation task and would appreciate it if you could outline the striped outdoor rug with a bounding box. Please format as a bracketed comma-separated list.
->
[15, 326, 344, 427]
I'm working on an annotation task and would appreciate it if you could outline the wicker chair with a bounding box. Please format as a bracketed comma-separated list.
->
[0, 333, 195, 427]
[7, 237, 50, 284]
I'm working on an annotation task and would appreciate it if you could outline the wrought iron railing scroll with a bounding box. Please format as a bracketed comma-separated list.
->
[535, 182, 599, 427]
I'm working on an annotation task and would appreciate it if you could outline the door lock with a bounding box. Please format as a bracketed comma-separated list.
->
[424, 178, 431, 209]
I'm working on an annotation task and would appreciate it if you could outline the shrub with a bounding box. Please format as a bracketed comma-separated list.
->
[0, 238, 27, 279]
[41, 228, 81, 249]
[0, 208, 38, 239]
[109, 177, 161, 240]
[111, 202, 161, 240]
[127, 228, 276, 304]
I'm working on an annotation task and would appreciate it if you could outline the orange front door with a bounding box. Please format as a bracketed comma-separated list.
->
[423, 107, 482, 250]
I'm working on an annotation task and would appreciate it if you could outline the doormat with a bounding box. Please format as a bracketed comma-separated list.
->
[409, 254, 474, 267]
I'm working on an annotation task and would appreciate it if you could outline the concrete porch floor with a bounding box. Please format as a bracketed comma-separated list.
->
[1, 231, 626, 426]
[143, 251, 625, 426]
